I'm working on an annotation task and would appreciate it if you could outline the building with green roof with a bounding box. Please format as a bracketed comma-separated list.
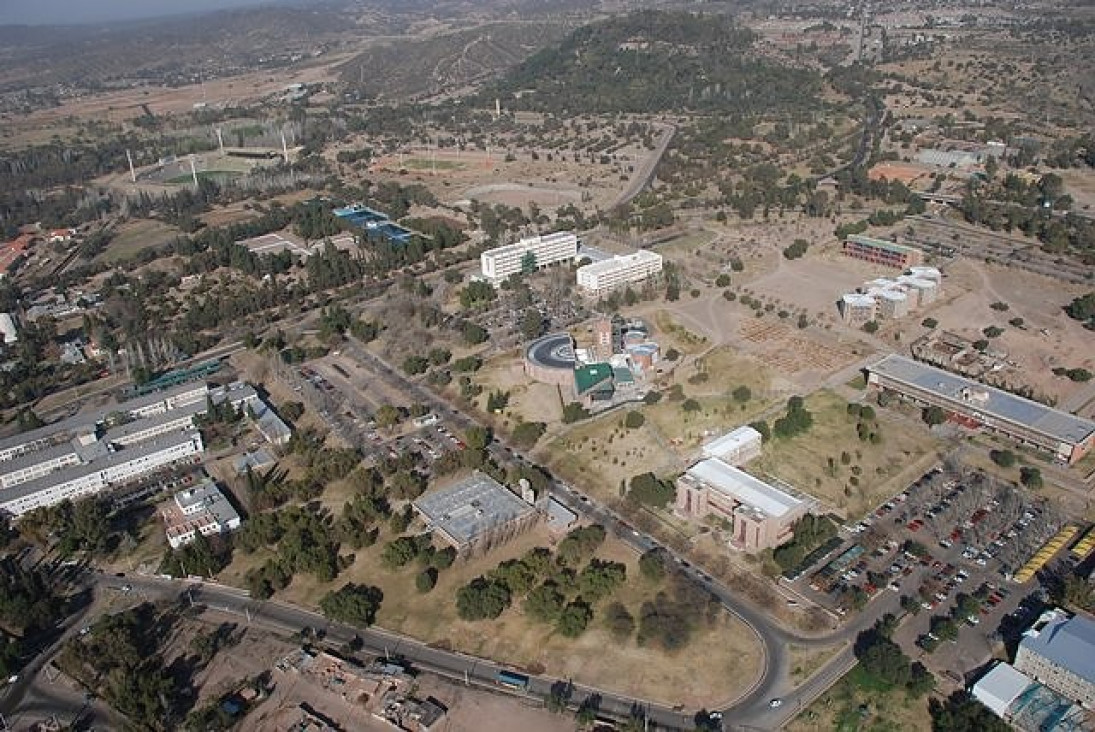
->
[574, 363, 615, 406]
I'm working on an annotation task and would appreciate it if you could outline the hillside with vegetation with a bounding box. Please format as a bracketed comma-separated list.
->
[482, 10, 823, 114]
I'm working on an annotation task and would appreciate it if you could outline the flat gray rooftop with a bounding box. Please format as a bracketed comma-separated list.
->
[413, 472, 534, 547]
[870, 354, 1095, 445]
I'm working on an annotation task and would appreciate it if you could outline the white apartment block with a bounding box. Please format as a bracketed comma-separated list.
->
[162, 479, 241, 549]
[0, 379, 292, 518]
[480, 231, 579, 283]
[0, 431, 204, 516]
[576, 250, 663, 296]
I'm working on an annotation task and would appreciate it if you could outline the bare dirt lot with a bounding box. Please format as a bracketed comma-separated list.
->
[14, 60, 344, 127]
[892, 257, 1095, 407]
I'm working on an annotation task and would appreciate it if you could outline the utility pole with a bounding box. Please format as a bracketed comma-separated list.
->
[188, 154, 199, 187]
[126, 149, 136, 183]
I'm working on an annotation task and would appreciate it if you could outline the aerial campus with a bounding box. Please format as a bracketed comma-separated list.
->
[0, 2, 1094, 732]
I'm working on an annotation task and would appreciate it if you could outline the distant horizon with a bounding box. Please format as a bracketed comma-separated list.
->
[0, 0, 304, 26]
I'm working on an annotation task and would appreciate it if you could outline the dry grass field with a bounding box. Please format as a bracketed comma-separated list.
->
[99, 219, 181, 264]
[224, 525, 761, 709]
[749, 389, 945, 518]
[539, 411, 684, 501]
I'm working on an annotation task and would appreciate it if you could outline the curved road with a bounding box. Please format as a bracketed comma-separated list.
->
[339, 338, 900, 729]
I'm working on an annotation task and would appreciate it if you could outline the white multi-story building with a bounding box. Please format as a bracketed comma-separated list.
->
[1015, 608, 1095, 709]
[480, 231, 579, 283]
[576, 250, 663, 296]
[701, 426, 763, 465]
[161, 479, 241, 549]
[0, 380, 292, 517]
[0, 431, 204, 516]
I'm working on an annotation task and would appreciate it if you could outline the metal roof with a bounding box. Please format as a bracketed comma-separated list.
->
[869, 354, 1095, 445]
[413, 472, 534, 547]
[685, 458, 805, 519]
[702, 426, 762, 463]
[1020, 611, 1095, 686]
[972, 662, 1033, 717]
[574, 363, 615, 395]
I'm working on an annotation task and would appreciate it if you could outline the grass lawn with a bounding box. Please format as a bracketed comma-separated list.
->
[750, 390, 944, 519]
[789, 642, 846, 684]
[165, 170, 244, 185]
[538, 410, 682, 502]
[472, 351, 564, 427]
[255, 524, 760, 709]
[401, 157, 465, 171]
[98, 218, 180, 264]
[788, 665, 932, 732]
[653, 311, 710, 356]
[644, 392, 772, 453]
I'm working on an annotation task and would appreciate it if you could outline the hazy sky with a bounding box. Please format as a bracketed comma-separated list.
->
[0, 0, 293, 26]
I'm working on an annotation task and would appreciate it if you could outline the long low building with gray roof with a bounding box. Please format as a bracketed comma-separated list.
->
[412, 472, 540, 556]
[867, 354, 1095, 465]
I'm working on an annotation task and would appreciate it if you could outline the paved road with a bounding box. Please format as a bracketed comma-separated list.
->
[338, 338, 905, 729]
[610, 121, 676, 210]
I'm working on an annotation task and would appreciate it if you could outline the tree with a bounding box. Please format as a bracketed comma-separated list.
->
[556, 525, 606, 567]
[922, 317, 938, 329]
[402, 355, 429, 375]
[782, 238, 809, 259]
[750, 420, 770, 442]
[1020, 466, 1043, 489]
[604, 602, 635, 639]
[520, 250, 538, 275]
[863, 320, 879, 334]
[319, 583, 384, 626]
[639, 550, 666, 583]
[715, 274, 731, 287]
[989, 449, 1016, 468]
[628, 473, 675, 508]
[456, 577, 511, 620]
[682, 398, 701, 413]
[525, 584, 566, 623]
[922, 406, 947, 426]
[415, 568, 438, 593]
[664, 348, 680, 361]
[623, 410, 645, 429]
[982, 326, 1004, 339]
[732, 385, 752, 403]
[929, 692, 1010, 732]
[562, 402, 590, 424]
[520, 308, 544, 341]
[375, 404, 401, 429]
[556, 601, 593, 637]
[511, 421, 547, 449]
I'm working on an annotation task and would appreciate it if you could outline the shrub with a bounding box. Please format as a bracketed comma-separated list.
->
[623, 411, 645, 429]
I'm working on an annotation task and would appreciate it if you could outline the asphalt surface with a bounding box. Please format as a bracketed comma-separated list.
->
[339, 337, 902, 730]
[524, 332, 577, 371]
[4, 337, 894, 731]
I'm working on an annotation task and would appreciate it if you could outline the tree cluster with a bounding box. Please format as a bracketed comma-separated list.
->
[773, 395, 813, 439]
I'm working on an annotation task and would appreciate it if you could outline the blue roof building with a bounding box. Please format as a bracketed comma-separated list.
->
[1015, 609, 1095, 709]
[332, 204, 414, 246]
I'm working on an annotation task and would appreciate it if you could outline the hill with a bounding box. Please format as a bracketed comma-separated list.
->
[480, 10, 823, 115]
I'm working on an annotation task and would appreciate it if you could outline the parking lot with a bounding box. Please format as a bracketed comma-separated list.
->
[797, 466, 1068, 621]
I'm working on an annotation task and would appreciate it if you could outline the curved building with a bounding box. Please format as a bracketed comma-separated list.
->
[525, 333, 577, 386]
